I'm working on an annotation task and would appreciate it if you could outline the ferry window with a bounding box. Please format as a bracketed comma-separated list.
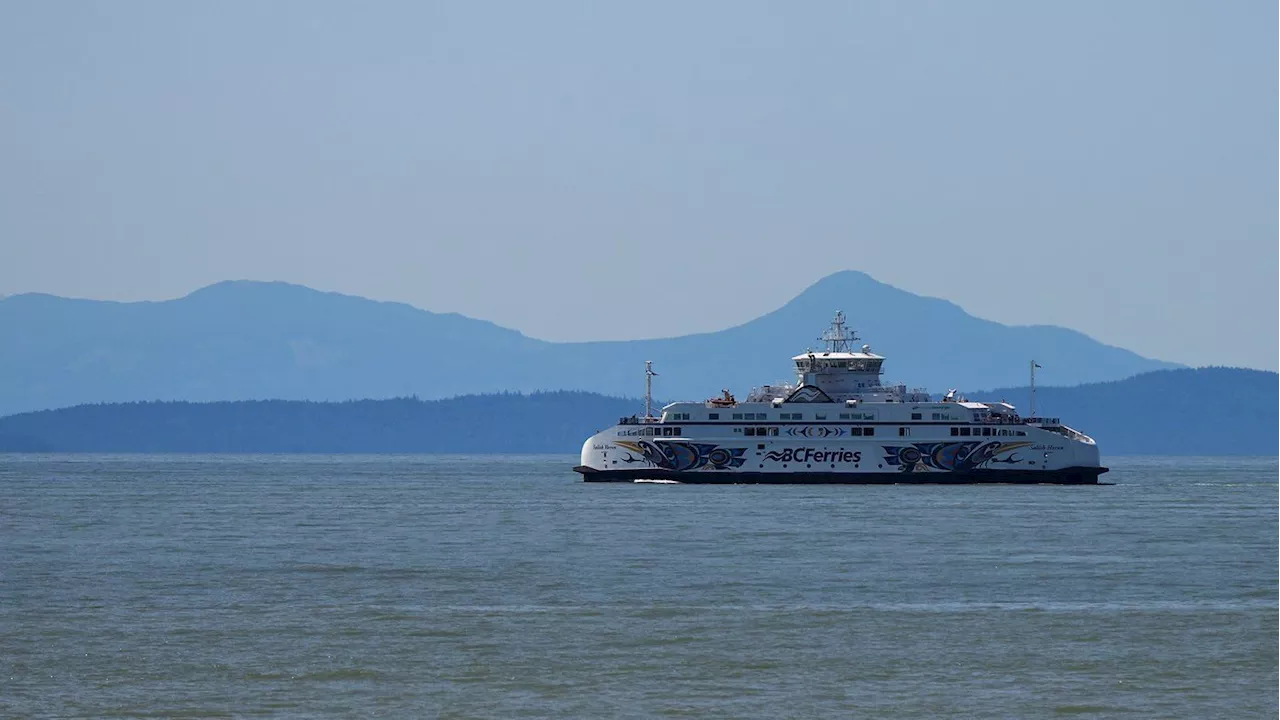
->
[756, 427, 767, 435]
[982, 428, 991, 436]
[839, 413, 849, 420]
[769, 427, 779, 436]
[899, 427, 910, 437]
[732, 413, 743, 420]
[864, 427, 874, 437]
[757, 413, 767, 421]
[849, 427, 861, 437]
[662, 428, 673, 436]
[951, 427, 959, 436]
[1016, 431, 1027, 436]
[745, 427, 756, 436]
[815, 413, 827, 420]
[673, 427, 681, 435]
[911, 413, 922, 421]
[960, 427, 971, 436]
[709, 413, 719, 420]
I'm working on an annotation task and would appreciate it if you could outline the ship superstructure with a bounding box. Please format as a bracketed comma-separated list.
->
[574, 312, 1108, 484]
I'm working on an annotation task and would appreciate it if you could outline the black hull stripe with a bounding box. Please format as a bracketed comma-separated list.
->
[573, 466, 1108, 485]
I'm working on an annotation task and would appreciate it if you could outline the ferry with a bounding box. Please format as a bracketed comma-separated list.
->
[574, 312, 1108, 484]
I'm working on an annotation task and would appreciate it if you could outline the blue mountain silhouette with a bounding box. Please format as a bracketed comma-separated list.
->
[0, 271, 1181, 416]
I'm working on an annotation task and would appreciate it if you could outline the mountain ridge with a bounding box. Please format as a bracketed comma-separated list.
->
[0, 271, 1183, 416]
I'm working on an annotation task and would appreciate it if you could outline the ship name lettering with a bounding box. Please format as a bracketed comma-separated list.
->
[771, 448, 861, 463]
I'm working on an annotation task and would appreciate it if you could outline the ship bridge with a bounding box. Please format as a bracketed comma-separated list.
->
[765, 311, 928, 404]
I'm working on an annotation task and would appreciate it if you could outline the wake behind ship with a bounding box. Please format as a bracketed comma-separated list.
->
[574, 312, 1108, 484]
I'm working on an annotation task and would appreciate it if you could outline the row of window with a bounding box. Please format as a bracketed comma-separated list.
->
[634, 425, 1025, 439]
[740, 426, 878, 437]
[910, 412, 960, 421]
[952, 427, 1026, 437]
[654, 418, 1030, 434]
[635, 426, 684, 436]
[794, 360, 882, 371]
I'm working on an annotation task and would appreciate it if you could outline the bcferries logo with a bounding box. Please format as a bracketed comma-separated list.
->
[765, 448, 861, 463]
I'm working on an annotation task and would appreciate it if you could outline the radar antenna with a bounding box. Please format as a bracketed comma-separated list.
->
[820, 311, 860, 353]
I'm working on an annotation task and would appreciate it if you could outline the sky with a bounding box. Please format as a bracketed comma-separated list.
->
[1, 1, 1276, 370]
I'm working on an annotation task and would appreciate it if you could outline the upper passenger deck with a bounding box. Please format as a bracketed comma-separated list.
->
[626, 311, 1070, 433]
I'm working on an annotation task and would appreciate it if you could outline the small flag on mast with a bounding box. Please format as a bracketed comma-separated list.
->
[1033, 362, 1042, 369]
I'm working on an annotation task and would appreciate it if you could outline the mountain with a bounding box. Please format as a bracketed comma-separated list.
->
[0, 369, 1272, 455]
[0, 272, 1180, 416]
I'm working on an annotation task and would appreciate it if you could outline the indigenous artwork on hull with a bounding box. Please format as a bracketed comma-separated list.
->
[614, 440, 748, 472]
[787, 426, 846, 438]
[882, 441, 1032, 473]
[784, 386, 835, 403]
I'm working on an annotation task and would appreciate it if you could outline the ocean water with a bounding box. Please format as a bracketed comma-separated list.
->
[1, 455, 1275, 719]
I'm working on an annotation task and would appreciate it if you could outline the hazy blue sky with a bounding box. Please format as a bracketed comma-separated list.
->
[2, 1, 1275, 370]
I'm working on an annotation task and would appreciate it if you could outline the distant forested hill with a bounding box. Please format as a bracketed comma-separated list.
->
[972, 367, 1276, 455]
[0, 392, 642, 454]
[0, 368, 1273, 456]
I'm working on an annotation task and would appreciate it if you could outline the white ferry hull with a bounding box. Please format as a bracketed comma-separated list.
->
[576, 431, 1108, 485]
[574, 465, 1107, 484]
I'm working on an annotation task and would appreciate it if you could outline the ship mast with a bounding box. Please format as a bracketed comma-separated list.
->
[1029, 359, 1041, 416]
[644, 360, 658, 420]
[819, 311, 859, 353]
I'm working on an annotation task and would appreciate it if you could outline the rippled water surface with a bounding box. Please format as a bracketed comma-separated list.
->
[2, 455, 1276, 718]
